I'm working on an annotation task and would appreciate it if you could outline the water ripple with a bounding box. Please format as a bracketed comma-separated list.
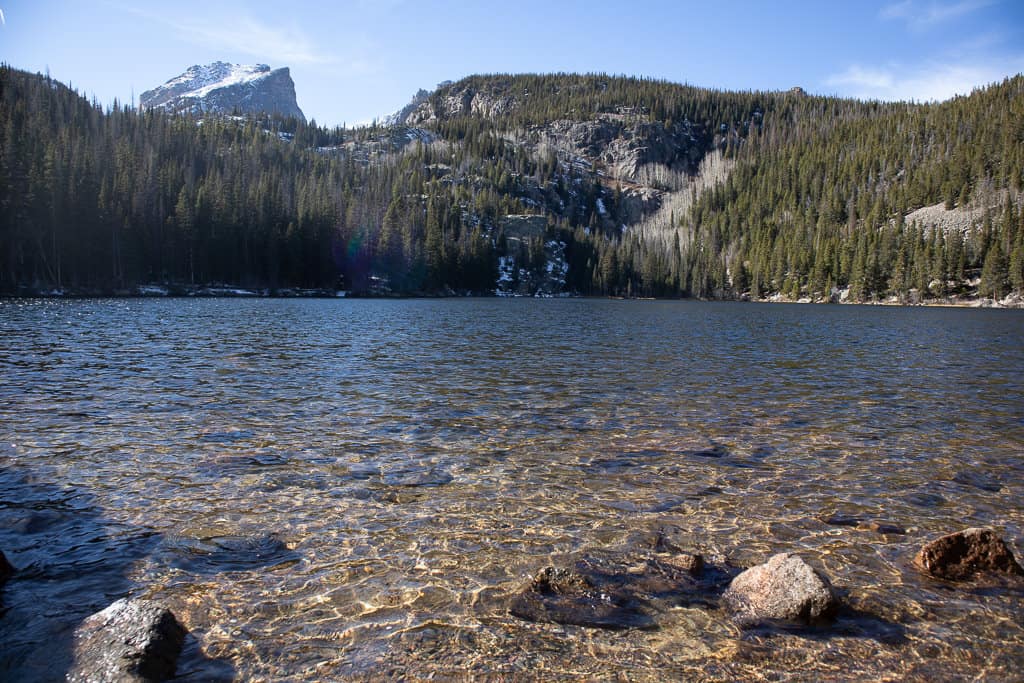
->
[0, 298, 1022, 680]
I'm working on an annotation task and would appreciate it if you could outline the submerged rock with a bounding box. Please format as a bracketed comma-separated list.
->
[821, 514, 906, 535]
[659, 552, 705, 576]
[529, 566, 591, 594]
[915, 528, 1024, 581]
[509, 553, 720, 630]
[821, 513, 861, 528]
[687, 445, 729, 459]
[857, 521, 906, 535]
[67, 598, 186, 682]
[0, 549, 13, 581]
[381, 466, 453, 487]
[952, 470, 1003, 493]
[509, 565, 656, 630]
[162, 532, 299, 574]
[722, 553, 839, 625]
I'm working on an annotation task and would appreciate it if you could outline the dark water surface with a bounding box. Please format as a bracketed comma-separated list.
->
[1, 298, 1022, 680]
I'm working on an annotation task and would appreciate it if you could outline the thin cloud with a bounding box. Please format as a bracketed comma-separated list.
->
[181, 17, 335, 65]
[120, 6, 336, 65]
[825, 59, 1022, 102]
[880, 0, 994, 29]
[880, 0, 914, 20]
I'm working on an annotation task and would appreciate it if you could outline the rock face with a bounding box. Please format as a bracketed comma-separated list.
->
[384, 88, 431, 127]
[397, 81, 704, 184]
[915, 528, 1024, 581]
[140, 62, 305, 121]
[527, 115, 703, 183]
[722, 553, 839, 624]
[401, 88, 515, 126]
[67, 598, 187, 682]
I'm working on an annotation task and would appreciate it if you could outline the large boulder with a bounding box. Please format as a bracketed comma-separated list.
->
[722, 553, 839, 625]
[67, 598, 187, 682]
[915, 528, 1024, 581]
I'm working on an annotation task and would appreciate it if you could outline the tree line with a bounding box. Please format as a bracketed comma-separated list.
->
[1, 65, 1021, 301]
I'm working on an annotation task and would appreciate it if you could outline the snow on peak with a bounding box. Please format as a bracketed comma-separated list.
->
[139, 61, 304, 121]
[157, 62, 274, 100]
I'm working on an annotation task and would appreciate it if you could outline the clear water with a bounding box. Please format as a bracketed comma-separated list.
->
[0, 298, 1022, 681]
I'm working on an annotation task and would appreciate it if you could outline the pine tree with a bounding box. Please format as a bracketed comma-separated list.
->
[979, 239, 1009, 300]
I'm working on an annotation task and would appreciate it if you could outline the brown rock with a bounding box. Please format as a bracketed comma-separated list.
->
[509, 565, 656, 630]
[660, 553, 705, 576]
[528, 566, 591, 594]
[857, 521, 906, 535]
[915, 528, 1024, 581]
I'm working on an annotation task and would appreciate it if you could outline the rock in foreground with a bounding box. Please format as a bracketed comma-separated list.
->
[67, 598, 186, 682]
[722, 553, 839, 625]
[915, 528, 1024, 581]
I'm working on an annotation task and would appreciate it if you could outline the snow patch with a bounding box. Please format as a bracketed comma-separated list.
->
[164, 63, 273, 100]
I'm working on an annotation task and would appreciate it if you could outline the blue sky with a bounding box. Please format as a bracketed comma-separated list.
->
[1, 0, 1022, 127]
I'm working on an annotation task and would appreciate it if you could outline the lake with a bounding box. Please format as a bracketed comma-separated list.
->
[1, 298, 1022, 680]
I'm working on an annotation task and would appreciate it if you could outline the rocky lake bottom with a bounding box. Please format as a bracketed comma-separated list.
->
[0, 298, 1022, 681]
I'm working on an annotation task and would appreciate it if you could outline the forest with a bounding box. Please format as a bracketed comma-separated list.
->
[1, 65, 1022, 301]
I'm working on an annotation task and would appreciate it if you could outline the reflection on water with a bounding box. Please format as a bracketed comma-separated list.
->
[1, 298, 1022, 680]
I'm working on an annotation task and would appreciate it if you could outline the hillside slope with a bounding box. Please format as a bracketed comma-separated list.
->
[1, 66, 1021, 302]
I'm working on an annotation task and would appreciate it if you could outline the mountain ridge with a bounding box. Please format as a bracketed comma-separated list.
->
[140, 61, 305, 121]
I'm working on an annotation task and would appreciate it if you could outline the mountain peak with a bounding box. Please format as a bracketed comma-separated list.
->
[140, 62, 304, 121]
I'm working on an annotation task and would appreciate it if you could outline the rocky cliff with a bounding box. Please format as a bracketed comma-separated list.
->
[385, 79, 728, 235]
[140, 62, 305, 121]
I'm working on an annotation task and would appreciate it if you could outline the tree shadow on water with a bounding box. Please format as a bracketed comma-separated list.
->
[0, 460, 236, 681]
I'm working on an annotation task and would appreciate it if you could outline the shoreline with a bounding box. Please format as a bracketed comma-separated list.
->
[2, 285, 1022, 309]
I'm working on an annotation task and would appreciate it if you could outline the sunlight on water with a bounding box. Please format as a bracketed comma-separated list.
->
[1, 298, 1022, 680]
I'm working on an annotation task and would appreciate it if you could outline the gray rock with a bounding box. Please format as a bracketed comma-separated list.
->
[915, 527, 1024, 581]
[527, 116, 701, 184]
[67, 598, 186, 682]
[722, 553, 839, 624]
[499, 214, 548, 240]
[402, 81, 702, 185]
